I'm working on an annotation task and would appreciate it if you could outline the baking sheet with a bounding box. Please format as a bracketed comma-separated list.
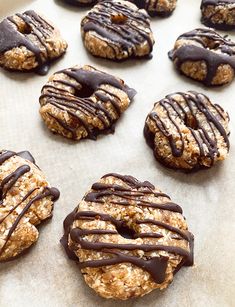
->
[0, 0, 234, 306]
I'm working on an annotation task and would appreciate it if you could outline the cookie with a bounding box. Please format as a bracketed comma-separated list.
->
[39, 65, 136, 140]
[168, 28, 235, 86]
[61, 173, 194, 300]
[130, 0, 177, 17]
[0, 10, 67, 75]
[144, 91, 230, 171]
[0, 150, 59, 262]
[61, 0, 96, 6]
[81, 0, 155, 60]
[201, 0, 235, 30]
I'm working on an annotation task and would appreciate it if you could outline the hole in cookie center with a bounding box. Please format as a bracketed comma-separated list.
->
[206, 40, 221, 50]
[111, 14, 128, 25]
[74, 85, 94, 98]
[18, 23, 32, 35]
[185, 115, 199, 130]
[116, 224, 136, 239]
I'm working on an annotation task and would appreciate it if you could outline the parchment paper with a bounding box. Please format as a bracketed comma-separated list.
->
[0, 0, 234, 306]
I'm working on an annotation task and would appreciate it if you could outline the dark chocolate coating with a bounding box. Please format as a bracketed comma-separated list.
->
[201, 0, 235, 30]
[0, 10, 62, 75]
[168, 28, 235, 86]
[40, 66, 136, 140]
[61, 0, 96, 6]
[60, 173, 194, 284]
[0, 150, 60, 260]
[144, 91, 230, 171]
[81, 1, 154, 60]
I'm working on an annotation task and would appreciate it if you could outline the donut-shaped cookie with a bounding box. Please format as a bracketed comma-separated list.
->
[144, 91, 230, 171]
[130, 0, 177, 17]
[61, 173, 194, 300]
[39, 65, 136, 140]
[61, 0, 96, 6]
[0, 150, 59, 262]
[81, 0, 155, 60]
[201, 0, 235, 30]
[168, 28, 235, 86]
[0, 10, 67, 75]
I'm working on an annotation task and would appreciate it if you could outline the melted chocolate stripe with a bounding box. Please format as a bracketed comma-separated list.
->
[79, 251, 169, 284]
[0, 151, 16, 164]
[0, 188, 38, 223]
[110, 200, 182, 213]
[0, 165, 30, 199]
[136, 219, 191, 241]
[70, 228, 191, 257]
[102, 173, 156, 190]
[134, 232, 164, 238]
[85, 190, 182, 212]
[75, 228, 117, 236]
[75, 211, 124, 228]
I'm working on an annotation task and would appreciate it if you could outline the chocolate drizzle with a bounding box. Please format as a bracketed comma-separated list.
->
[0, 150, 60, 260]
[0, 10, 60, 75]
[81, 1, 154, 59]
[40, 66, 136, 140]
[60, 173, 194, 284]
[144, 91, 230, 170]
[201, 0, 235, 30]
[168, 28, 235, 86]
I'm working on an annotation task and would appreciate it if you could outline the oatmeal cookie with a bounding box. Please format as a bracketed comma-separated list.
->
[81, 0, 155, 60]
[0, 150, 60, 262]
[144, 91, 230, 171]
[39, 65, 136, 140]
[61, 173, 194, 300]
[201, 0, 235, 30]
[130, 0, 177, 17]
[168, 28, 235, 86]
[0, 10, 67, 75]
